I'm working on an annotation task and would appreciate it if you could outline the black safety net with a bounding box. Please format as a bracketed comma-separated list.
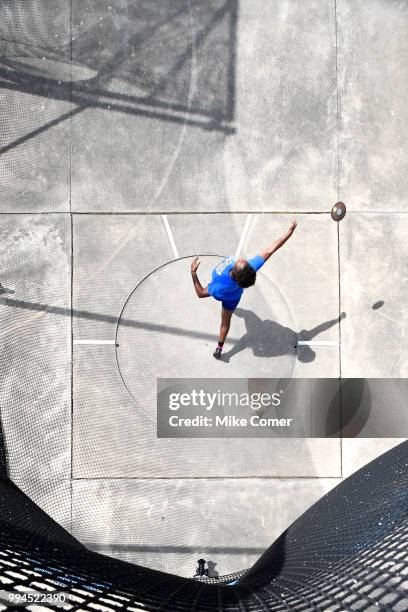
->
[0, 440, 406, 611]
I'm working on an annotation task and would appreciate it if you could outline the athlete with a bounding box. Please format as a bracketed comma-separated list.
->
[191, 220, 297, 359]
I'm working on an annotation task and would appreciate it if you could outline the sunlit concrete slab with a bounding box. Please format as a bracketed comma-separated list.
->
[72, 214, 174, 340]
[0, 215, 71, 485]
[151, 0, 337, 214]
[72, 477, 340, 576]
[153, 129, 231, 213]
[340, 213, 408, 377]
[337, 0, 408, 211]
[167, 213, 247, 257]
[73, 344, 341, 478]
[70, 107, 195, 213]
[230, 0, 337, 212]
[70, 0, 337, 212]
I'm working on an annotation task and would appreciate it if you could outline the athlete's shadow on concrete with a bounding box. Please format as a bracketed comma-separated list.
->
[222, 309, 346, 363]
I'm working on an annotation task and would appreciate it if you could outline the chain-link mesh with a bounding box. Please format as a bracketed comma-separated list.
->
[0, 441, 406, 611]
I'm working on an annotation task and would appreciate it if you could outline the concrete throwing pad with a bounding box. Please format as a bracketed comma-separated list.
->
[74, 341, 341, 478]
[73, 212, 342, 478]
[72, 214, 175, 340]
[116, 256, 298, 387]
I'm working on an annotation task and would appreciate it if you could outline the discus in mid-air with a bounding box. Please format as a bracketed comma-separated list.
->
[191, 219, 297, 359]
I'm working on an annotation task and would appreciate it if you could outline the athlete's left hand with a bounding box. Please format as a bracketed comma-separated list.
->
[191, 256, 200, 273]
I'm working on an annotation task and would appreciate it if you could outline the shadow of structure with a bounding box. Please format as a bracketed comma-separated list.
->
[0, 297, 344, 352]
[0, 295, 242, 343]
[223, 308, 345, 363]
[0, 0, 238, 157]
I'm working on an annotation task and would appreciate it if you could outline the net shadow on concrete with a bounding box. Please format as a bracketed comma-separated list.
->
[0, 0, 238, 154]
[0, 294, 342, 357]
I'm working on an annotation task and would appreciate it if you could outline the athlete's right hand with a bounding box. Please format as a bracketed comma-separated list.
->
[289, 219, 297, 233]
[191, 256, 200, 273]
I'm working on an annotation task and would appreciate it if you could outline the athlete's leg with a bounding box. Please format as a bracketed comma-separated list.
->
[213, 307, 234, 359]
[219, 307, 233, 343]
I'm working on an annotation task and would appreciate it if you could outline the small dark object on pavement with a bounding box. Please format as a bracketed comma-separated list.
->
[331, 201, 346, 221]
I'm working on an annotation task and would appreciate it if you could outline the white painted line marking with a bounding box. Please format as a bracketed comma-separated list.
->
[235, 214, 253, 258]
[74, 340, 116, 345]
[297, 340, 339, 347]
[161, 215, 179, 259]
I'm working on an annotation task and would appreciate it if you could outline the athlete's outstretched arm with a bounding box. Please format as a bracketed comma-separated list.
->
[259, 219, 297, 262]
[191, 257, 209, 298]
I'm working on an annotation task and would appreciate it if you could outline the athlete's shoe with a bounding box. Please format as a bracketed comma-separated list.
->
[213, 347, 222, 359]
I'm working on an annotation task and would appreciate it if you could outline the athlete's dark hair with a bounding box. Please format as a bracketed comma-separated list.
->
[234, 263, 256, 288]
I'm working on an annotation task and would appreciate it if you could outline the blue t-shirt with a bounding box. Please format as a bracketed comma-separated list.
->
[207, 255, 265, 304]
